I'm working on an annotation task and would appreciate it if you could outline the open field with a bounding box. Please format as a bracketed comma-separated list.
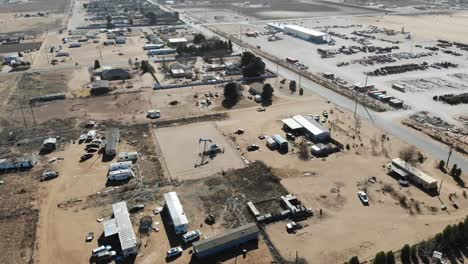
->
[174, 0, 380, 21]
[0, 0, 70, 13]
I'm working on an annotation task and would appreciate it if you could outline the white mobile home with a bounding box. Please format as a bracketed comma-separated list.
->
[109, 161, 133, 172]
[118, 151, 138, 162]
[390, 158, 438, 190]
[164, 192, 189, 234]
[108, 169, 135, 181]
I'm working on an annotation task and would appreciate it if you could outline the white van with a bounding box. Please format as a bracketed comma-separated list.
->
[87, 130, 97, 140]
[109, 161, 133, 172]
[182, 230, 202, 243]
[107, 169, 134, 181]
[118, 151, 138, 162]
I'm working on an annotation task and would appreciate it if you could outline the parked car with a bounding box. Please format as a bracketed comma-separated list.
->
[182, 230, 202, 243]
[97, 250, 116, 260]
[41, 170, 59, 181]
[92, 245, 112, 256]
[322, 111, 328, 118]
[147, 109, 161, 119]
[286, 133, 295, 140]
[257, 107, 266, 112]
[358, 191, 369, 204]
[314, 115, 320, 121]
[86, 232, 94, 242]
[167, 247, 183, 257]
[79, 134, 86, 143]
[247, 144, 259, 151]
[80, 153, 93, 161]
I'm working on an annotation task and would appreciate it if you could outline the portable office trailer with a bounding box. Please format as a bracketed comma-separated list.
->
[143, 44, 165, 50]
[272, 134, 288, 152]
[108, 169, 135, 181]
[390, 158, 438, 190]
[164, 192, 189, 234]
[147, 48, 176, 55]
[109, 161, 133, 172]
[118, 151, 138, 162]
[193, 223, 259, 258]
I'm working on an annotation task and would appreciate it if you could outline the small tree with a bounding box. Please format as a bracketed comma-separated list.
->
[193, 33, 206, 44]
[299, 87, 304, 96]
[243, 57, 265, 77]
[373, 251, 386, 264]
[439, 160, 446, 170]
[106, 15, 114, 29]
[349, 256, 359, 264]
[241, 51, 256, 67]
[140, 60, 154, 74]
[299, 138, 310, 160]
[386, 251, 395, 264]
[410, 244, 418, 264]
[223, 82, 242, 106]
[398, 146, 418, 167]
[456, 168, 462, 178]
[289, 80, 297, 93]
[261, 83, 274, 101]
[401, 244, 411, 264]
[451, 164, 458, 176]
[94, 59, 100, 69]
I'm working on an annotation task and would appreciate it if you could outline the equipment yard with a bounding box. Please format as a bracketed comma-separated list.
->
[1, 0, 468, 263]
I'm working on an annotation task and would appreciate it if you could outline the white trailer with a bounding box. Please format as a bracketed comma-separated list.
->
[390, 158, 438, 190]
[108, 169, 135, 181]
[109, 161, 133, 172]
[118, 151, 138, 162]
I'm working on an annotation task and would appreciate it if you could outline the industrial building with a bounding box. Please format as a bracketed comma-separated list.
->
[164, 192, 189, 234]
[192, 223, 259, 258]
[90, 80, 110, 95]
[102, 201, 138, 256]
[101, 67, 132, 81]
[283, 25, 328, 43]
[282, 115, 330, 142]
[0, 156, 37, 170]
[105, 128, 120, 156]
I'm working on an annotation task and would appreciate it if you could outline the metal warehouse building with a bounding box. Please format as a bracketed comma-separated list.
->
[103, 201, 138, 256]
[282, 115, 330, 142]
[193, 223, 259, 258]
[284, 24, 328, 43]
[164, 192, 189, 234]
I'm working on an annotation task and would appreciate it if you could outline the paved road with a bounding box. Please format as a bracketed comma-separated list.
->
[172, 7, 468, 171]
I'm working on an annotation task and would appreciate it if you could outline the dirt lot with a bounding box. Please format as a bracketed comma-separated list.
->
[155, 122, 245, 181]
[0, 0, 70, 13]
[136, 161, 285, 264]
[0, 168, 39, 264]
[179, 1, 378, 20]
[0, 12, 64, 33]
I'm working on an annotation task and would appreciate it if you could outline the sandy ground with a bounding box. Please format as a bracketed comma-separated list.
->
[36, 142, 114, 264]
[154, 122, 245, 181]
[0, 12, 64, 33]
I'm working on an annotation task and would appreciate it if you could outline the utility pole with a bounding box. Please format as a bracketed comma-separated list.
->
[19, 101, 28, 128]
[446, 145, 454, 168]
[29, 103, 37, 126]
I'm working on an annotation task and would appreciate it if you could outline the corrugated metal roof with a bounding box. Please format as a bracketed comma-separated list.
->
[292, 115, 329, 137]
[391, 158, 437, 185]
[164, 192, 188, 227]
[103, 218, 119, 237]
[284, 25, 326, 37]
[112, 202, 137, 251]
[282, 118, 303, 130]
[105, 128, 120, 153]
[193, 223, 259, 254]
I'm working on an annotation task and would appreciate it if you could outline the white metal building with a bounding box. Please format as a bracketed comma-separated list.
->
[103, 201, 138, 256]
[164, 192, 189, 234]
[281, 115, 330, 142]
[283, 25, 328, 43]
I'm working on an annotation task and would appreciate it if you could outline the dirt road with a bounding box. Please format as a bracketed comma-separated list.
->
[36, 143, 111, 264]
